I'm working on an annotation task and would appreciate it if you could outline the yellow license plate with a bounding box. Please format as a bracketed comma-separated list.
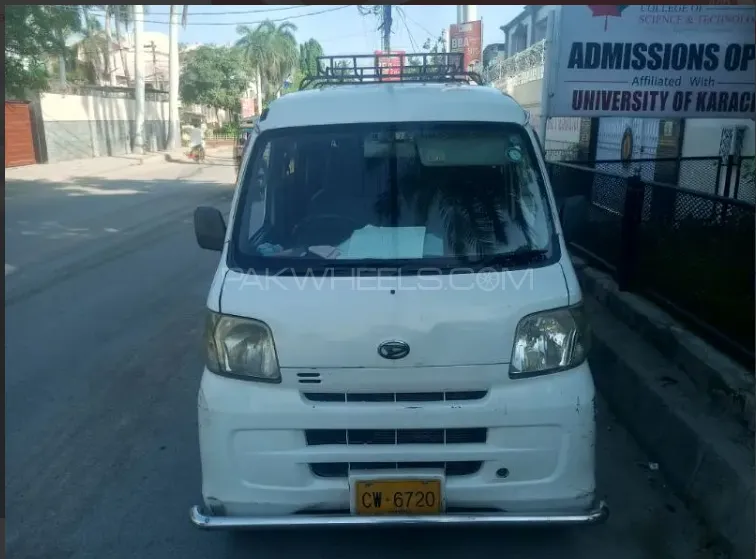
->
[355, 479, 442, 515]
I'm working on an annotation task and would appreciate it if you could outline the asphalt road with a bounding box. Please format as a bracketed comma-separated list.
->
[5, 154, 720, 559]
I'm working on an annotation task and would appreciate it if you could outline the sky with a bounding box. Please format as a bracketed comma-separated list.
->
[135, 5, 523, 54]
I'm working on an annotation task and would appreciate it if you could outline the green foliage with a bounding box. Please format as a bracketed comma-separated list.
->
[298, 38, 324, 79]
[180, 45, 253, 112]
[216, 121, 240, 136]
[236, 20, 299, 102]
[71, 12, 109, 85]
[5, 5, 82, 98]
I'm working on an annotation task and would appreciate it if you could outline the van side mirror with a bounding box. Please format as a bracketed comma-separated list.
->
[194, 206, 226, 252]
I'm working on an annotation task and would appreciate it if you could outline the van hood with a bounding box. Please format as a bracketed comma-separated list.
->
[219, 266, 569, 369]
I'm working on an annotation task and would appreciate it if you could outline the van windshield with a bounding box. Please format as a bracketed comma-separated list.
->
[230, 122, 557, 273]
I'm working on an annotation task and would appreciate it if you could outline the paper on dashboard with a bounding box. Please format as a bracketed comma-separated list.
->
[338, 225, 427, 259]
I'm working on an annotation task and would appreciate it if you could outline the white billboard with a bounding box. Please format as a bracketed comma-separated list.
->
[547, 5, 755, 119]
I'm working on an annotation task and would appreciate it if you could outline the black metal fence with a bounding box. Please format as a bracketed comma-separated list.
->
[549, 161, 755, 369]
[544, 152, 755, 205]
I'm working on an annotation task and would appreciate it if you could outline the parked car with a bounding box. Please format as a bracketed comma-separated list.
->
[191, 54, 606, 530]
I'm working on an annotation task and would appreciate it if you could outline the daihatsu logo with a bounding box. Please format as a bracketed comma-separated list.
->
[378, 340, 410, 360]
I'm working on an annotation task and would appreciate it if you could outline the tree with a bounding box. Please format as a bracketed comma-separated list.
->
[180, 45, 252, 113]
[422, 30, 447, 54]
[236, 20, 299, 104]
[403, 31, 448, 80]
[72, 12, 109, 85]
[108, 5, 151, 85]
[298, 38, 323, 79]
[5, 5, 82, 98]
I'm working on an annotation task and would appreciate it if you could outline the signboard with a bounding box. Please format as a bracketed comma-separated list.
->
[449, 20, 483, 71]
[548, 5, 756, 119]
[375, 50, 406, 81]
[240, 98, 257, 118]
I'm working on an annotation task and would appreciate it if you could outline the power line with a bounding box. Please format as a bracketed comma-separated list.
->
[397, 7, 420, 52]
[108, 6, 351, 26]
[128, 6, 321, 17]
[401, 9, 439, 41]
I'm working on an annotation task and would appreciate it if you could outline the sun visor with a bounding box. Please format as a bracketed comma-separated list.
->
[416, 136, 512, 166]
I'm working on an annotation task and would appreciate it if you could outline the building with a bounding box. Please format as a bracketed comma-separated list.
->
[494, 6, 584, 158]
[495, 6, 754, 200]
[499, 6, 553, 59]
[71, 31, 170, 89]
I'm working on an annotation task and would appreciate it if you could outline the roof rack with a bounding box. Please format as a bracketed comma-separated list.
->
[300, 52, 484, 90]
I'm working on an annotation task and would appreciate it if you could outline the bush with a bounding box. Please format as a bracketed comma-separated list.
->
[216, 122, 239, 136]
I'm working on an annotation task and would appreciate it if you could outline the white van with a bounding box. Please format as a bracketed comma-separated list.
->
[191, 56, 607, 529]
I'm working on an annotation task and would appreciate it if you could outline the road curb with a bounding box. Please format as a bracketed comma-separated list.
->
[5, 151, 180, 182]
[576, 261, 754, 558]
[572, 257, 754, 431]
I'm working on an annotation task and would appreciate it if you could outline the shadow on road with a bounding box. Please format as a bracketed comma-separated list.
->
[5, 173, 234, 289]
[167, 154, 236, 167]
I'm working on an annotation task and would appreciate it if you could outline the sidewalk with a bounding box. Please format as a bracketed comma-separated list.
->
[5, 149, 187, 183]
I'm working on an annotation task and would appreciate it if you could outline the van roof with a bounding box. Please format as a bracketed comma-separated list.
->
[260, 82, 528, 131]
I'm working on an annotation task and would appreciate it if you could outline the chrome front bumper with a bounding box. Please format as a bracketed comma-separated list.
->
[189, 501, 609, 529]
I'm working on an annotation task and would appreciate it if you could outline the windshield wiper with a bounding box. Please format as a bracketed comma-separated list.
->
[468, 246, 550, 268]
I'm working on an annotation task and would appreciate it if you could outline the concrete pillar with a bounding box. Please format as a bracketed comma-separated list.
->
[133, 5, 145, 155]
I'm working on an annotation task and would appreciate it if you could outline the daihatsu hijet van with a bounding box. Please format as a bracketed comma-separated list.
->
[190, 54, 607, 529]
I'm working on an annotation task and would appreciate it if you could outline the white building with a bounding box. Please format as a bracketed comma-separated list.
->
[72, 30, 170, 90]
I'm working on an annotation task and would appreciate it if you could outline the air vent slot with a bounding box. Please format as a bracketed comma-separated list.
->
[305, 428, 486, 446]
[309, 461, 482, 478]
[302, 391, 487, 403]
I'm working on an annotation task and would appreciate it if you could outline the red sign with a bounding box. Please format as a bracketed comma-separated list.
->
[374, 50, 406, 81]
[449, 20, 482, 71]
[240, 97, 257, 118]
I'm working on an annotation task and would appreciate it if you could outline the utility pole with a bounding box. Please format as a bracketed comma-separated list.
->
[133, 5, 145, 155]
[168, 6, 180, 150]
[145, 41, 159, 90]
[382, 5, 392, 53]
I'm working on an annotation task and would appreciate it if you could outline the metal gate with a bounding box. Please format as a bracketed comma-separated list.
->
[5, 101, 37, 168]
[595, 117, 660, 181]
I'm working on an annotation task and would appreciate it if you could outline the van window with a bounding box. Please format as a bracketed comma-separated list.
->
[231, 122, 556, 273]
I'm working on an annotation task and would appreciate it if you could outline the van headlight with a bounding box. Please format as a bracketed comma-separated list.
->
[204, 312, 281, 383]
[509, 305, 590, 379]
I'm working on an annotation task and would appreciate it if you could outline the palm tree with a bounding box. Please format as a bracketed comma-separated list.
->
[110, 5, 131, 84]
[235, 23, 269, 105]
[298, 38, 324, 79]
[73, 13, 109, 85]
[236, 20, 299, 104]
[109, 5, 150, 85]
[270, 22, 298, 97]
[98, 5, 115, 85]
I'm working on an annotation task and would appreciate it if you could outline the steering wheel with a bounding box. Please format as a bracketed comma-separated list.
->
[291, 214, 362, 246]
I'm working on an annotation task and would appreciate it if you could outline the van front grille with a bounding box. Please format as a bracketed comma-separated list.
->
[305, 428, 487, 446]
[309, 461, 483, 478]
[302, 391, 488, 403]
